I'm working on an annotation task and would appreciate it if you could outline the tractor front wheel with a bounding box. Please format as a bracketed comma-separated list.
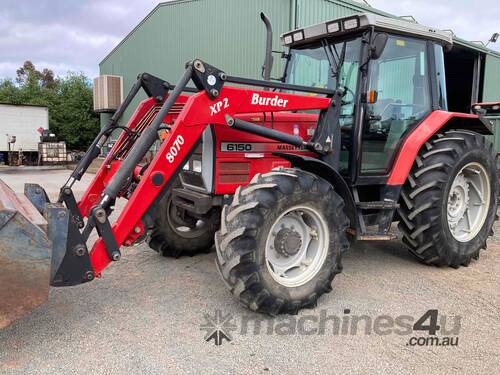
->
[148, 180, 219, 257]
[398, 130, 498, 267]
[215, 168, 349, 315]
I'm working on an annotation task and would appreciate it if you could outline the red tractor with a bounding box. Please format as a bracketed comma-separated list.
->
[0, 13, 498, 327]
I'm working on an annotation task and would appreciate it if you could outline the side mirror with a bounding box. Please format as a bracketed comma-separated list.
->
[370, 33, 388, 60]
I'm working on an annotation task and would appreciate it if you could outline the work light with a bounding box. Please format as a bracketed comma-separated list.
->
[327, 21, 341, 33]
[343, 17, 359, 30]
[293, 31, 305, 42]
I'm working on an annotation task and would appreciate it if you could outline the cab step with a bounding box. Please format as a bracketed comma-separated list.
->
[356, 201, 400, 210]
[346, 228, 398, 241]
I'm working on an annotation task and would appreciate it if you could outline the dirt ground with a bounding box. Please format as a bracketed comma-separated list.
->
[0, 168, 499, 374]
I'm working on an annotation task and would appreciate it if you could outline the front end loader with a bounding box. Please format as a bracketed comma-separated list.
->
[1, 13, 498, 327]
[0, 58, 335, 328]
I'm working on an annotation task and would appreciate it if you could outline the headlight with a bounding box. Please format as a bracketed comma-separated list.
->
[193, 160, 202, 173]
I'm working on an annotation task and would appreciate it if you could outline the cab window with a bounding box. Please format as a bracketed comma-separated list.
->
[286, 37, 362, 171]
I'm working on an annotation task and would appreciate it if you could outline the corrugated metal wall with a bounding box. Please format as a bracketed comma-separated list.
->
[483, 55, 500, 152]
[485, 117, 500, 154]
[100, 0, 291, 124]
[100, 0, 500, 153]
[483, 55, 500, 101]
[296, 0, 355, 27]
[99, 0, 397, 126]
[295, 0, 392, 28]
[296, 0, 356, 27]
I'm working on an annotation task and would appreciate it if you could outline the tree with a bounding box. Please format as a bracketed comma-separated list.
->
[50, 73, 100, 149]
[0, 61, 99, 150]
[0, 79, 23, 104]
[16, 61, 56, 89]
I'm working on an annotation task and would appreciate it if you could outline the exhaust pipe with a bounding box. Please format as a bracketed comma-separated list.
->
[260, 12, 274, 85]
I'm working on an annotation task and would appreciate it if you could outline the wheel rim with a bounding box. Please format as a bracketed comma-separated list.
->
[265, 205, 329, 288]
[447, 162, 491, 242]
[167, 199, 208, 239]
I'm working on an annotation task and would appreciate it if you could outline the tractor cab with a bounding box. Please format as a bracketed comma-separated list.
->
[281, 14, 453, 183]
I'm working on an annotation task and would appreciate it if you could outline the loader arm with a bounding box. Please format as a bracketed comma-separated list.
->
[89, 67, 331, 274]
[77, 94, 191, 218]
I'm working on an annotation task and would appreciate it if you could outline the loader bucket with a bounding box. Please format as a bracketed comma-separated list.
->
[0, 179, 51, 329]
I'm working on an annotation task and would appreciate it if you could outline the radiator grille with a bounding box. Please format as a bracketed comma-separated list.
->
[111, 101, 186, 160]
[168, 103, 185, 115]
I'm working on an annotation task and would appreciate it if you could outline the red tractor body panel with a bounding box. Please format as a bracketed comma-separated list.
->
[213, 112, 318, 194]
[387, 110, 483, 185]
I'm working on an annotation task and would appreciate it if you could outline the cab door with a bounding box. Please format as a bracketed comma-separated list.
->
[360, 35, 432, 175]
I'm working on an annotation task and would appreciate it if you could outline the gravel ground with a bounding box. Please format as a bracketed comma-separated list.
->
[0, 169, 499, 375]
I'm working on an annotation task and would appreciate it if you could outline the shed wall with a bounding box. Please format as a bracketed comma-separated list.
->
[100, 0, 291, 124]
[294, 0, 392, 28]
[482, 55, 500, 152]
[0, 105, 48, 152]
[100, 0, 500, 152]
[483, 54, 500, 101]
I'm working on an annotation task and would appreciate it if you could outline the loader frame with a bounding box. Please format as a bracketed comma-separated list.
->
[48, 60, 341, 285]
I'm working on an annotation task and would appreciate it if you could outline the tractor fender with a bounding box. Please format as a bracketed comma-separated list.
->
[388, 110, 493, 186]
[274, 152, 356, 228]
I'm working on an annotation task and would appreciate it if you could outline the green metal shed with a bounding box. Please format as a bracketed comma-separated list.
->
[99, 0, 500, 151]
[483, 54, 500, 152]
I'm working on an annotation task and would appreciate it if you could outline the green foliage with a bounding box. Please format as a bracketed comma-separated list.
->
[16, 61, 56, 89]
[0, 61, 99, 150]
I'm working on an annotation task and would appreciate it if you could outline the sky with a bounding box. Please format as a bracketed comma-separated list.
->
[368, 0, 500, 50]
[0, 0, 498, 80]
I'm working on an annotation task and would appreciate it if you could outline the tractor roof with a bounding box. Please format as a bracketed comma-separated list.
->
[281, 13, 453, 48]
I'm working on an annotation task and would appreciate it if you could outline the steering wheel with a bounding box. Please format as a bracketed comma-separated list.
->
[339, 85, 355, 106]
[379, 103, 428, 120]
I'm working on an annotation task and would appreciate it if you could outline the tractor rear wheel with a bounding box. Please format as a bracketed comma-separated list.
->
[215, 168, 349, 315]
[398, 130, 498, 267]
[148, 180, 219, 257]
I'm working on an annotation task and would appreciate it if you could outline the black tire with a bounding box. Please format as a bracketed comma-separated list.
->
[215, 168, 349, 315]
[398, 130, 498, 267]
[148, 181, 219, 257]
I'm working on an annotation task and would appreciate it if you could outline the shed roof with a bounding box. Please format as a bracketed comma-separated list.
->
[0, 102, 48, 109]
[99, 0, 500, 65]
